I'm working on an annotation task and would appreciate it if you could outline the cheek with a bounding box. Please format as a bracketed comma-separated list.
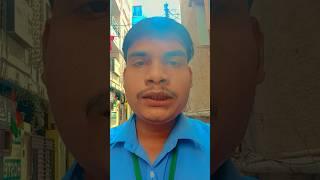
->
[124, 71, 144, 88]
[124, 74, 139, 101]
[172, 71, 192, 90]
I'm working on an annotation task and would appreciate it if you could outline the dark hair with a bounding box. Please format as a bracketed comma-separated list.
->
[122, 17, 194, 62]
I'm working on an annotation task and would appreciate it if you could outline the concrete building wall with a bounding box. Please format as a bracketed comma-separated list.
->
[235, 0, 320, 178]
[0, 0, 54, 179]
[179, 0, 210, 121]
[110, 0, 132, 126]
[110, 0, 132, 90]
[0, 0, 49, 99]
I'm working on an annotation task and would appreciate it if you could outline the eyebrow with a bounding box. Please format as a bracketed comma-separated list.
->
[127, 51, 147, 59]
[163, 50, 187, 59]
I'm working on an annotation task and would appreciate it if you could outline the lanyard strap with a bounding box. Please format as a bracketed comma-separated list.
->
[131, 148, 178, 180]
[132, 153, 143, 180]
[168, 148, 178, 180]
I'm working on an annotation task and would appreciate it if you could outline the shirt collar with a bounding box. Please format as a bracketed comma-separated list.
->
[110, 113, 207, 149]
[110, 113, 138, 145]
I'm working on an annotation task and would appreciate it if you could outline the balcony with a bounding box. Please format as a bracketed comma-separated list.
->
[110, 72, 122, 92]
[110, 28, 121, 52]
[111, 17, 121, 36]
[111, 0, 121, 17]
[122, 2, 131, 24]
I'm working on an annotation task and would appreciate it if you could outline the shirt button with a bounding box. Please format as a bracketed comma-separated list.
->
[150, 171, 155, 178]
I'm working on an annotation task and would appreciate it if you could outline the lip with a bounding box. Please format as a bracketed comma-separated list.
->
[141, 98, 174, 107]
[140, 91, 175, 107]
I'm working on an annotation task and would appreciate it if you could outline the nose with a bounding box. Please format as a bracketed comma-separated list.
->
[144, 60, 169, 86]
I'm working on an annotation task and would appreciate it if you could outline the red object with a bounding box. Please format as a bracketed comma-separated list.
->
[110, 35, 115, 51]
[16, 111, 23, 127]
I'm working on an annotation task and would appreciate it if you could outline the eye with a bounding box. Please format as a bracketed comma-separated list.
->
[133, 60, 146, 67]
[165, 57, 185, 67]
[167, 60, 180, 66]
[128, 56, 148, 67]
[76, 1, 107, 17]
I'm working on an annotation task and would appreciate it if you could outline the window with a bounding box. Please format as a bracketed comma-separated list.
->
[111, 57, 121, 76]
[133, 6, 142, 16]
[111, 16, 120, 37]
[8, 37, 26, 62]
[111, 57, 115, 72]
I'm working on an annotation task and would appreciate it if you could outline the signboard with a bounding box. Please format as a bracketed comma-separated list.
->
[2, 158, 21, 180]
[0, 97, 10, 123]
[110, 111, 118, 127]
[0, 96, 21, 144]
[0, 96, 14, 127]
[112, 58, 121, 76]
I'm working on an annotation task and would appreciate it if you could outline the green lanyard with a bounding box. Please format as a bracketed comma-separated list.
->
[131, 148, 178, 180]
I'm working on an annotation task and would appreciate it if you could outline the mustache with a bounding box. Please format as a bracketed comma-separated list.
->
[86, 92, 109, 117]
[137, 88, 177, 99]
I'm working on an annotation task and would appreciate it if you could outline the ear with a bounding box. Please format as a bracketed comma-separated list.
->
[251, 17, 265, 84]
[188, 66, 193, 88]
[123, 67, 128, 89]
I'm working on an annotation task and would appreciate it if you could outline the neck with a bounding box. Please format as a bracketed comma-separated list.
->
[135, 115, 178, 163]
[135, 116, 177, 141]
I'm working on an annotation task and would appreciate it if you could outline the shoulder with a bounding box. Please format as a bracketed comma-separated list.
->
[110, 119, 132, 144]
[110, 122, 124, 144]
[185, 116, 210, 134]
[182, 115, 210, 149]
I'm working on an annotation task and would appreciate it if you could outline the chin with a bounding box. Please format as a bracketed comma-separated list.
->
[140, 110, 178, 124]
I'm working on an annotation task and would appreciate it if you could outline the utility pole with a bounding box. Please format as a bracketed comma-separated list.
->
[163, 2, 181, 22]
[164, 2, 169, 18]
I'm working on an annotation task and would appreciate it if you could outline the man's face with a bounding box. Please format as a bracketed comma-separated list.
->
[43, 0, 108, 177]
[124, 38, 192, 124]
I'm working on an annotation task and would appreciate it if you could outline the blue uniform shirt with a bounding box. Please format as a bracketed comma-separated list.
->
[62, 159, 258, 180]
[110, 113, 210, 180]
[63, 114, 258, 180]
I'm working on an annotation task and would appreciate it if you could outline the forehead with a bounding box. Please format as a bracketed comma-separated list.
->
[128, 38, 186, 52]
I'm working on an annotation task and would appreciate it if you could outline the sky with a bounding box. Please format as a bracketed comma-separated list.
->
[131, 0, 181, 21]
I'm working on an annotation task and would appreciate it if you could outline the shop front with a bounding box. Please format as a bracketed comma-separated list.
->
[0, 80, 53, 180]
[110, 86, 127, 128]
